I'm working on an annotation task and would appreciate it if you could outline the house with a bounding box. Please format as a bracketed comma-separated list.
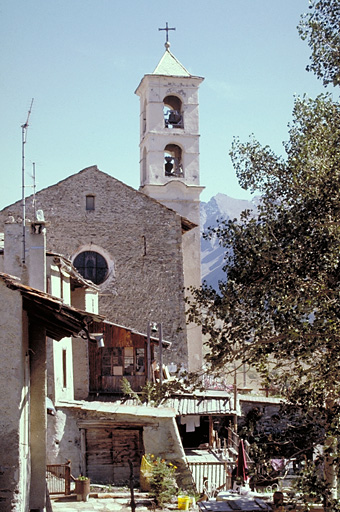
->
[46, 316, 193, 487]
[0, 219, 101, 512]
[87, 320, 171, 396]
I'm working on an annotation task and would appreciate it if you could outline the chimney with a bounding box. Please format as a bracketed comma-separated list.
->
[4, 213, 47, 292]
[26, 215, 47, 292]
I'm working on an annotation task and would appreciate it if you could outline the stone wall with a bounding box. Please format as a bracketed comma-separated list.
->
[0, 166, 188, 368]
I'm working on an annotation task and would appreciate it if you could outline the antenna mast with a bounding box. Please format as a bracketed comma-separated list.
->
[21, 98, 34, 264]
[32, 161, 36, 221]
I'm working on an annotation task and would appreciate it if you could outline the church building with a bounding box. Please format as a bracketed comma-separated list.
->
[0, 33, 241, 494]
[0, 37, 205, 373]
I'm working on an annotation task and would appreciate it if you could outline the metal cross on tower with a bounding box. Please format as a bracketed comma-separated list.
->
[158, 22, 176, 44]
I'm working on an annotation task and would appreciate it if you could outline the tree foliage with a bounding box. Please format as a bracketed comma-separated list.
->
[298, 0, 340, 87]
[187, 94, 340, 507]
[120, 377, 193, 406]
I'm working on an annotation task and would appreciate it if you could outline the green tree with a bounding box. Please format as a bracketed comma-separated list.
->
[187, 94, 340, 509]
[298, 0, 340, 87]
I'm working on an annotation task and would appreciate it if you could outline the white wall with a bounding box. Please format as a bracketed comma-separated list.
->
[0, 282, 30, 512]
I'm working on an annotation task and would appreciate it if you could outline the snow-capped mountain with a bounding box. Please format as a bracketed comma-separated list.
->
[200, 193, 258, 290]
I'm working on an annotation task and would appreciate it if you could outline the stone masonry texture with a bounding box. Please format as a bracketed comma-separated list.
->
[0, 166, 188, 367]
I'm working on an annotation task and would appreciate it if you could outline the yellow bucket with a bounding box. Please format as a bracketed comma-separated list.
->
[178, 496, 190, 510]
[140, 455, 153, 492]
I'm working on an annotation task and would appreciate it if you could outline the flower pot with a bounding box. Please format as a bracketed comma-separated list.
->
[75, 478, 90, 501]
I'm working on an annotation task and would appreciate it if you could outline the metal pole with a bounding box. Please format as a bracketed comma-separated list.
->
[158, 323, 163, 385]
[146, 321, 151, 382]
[33, 161, 36, 220]
[21, 99, 34, 264]
[21, 124, 26, 263]
[233, 363, 238, 431]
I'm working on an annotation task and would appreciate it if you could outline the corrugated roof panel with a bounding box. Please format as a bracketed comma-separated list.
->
[166, 393, 237, 416]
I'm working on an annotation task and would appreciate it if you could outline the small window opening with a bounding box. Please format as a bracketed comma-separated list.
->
[163, 95, 183, 129]
[102, 347, 123, 376]
[136, 348, 145, 374]
[142, 100, 147, 135]
[124, 347, 134, 375]
[164, 144, 183, 177]
[86, 195, 95, 211]
[101, 347, 145, 377]
[142, 235, 147, 256]
[62, 349, 67, 388]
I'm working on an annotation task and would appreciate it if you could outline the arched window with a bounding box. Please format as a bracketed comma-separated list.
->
[163, 95, 183, 129]
[73, 251, 108, 285]
[164, 144, 183, 177]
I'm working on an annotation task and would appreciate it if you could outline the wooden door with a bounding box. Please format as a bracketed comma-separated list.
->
[86, 427, 143, 485]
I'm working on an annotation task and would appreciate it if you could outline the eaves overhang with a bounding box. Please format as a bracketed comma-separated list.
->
[181, 217, 197, 233]
[0, 272, 103, 341]
[47, 252, 100, 291]
[90, 319, 172, 348]
[165, 390, 240, 416]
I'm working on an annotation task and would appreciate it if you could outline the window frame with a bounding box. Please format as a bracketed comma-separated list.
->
[73, 250, 108, 285]
[101, 347, 145, 377]
[86, 194, 95, 211]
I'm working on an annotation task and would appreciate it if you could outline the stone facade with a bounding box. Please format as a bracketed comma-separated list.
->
[0, 165, 189, 368]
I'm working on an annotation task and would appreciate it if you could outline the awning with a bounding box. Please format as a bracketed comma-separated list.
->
[166, 391, 238, 416]
[0, 272, 103, 341]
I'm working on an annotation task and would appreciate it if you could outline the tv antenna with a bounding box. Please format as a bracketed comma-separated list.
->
[32, 161, 37, 220]
[21, 98, 34, 264]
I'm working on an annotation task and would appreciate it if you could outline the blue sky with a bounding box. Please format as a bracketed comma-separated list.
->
[0, 0, 328, 210]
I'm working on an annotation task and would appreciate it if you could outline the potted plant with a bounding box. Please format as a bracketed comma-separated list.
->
[75, 475, 90, 502]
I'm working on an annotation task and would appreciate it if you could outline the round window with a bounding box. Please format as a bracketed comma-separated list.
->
[73, 251, 108, 285]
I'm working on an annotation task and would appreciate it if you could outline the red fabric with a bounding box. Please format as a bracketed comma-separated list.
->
[236, 439, 248, 482]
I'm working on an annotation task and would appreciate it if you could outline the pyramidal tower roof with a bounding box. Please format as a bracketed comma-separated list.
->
[152, 42, 191, 77]
[135, 38, 203, 96]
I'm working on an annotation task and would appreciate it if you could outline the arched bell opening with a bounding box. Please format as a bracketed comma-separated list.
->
[164, 144, 184, 177]
[163, 95, 183, 129]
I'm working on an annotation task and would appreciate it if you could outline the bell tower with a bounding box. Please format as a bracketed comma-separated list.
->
[135, 30, 204, 372]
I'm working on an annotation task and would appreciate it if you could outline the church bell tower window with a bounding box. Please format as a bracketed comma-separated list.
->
[164, 144, 183, 177]
[163, 95, 183, 129]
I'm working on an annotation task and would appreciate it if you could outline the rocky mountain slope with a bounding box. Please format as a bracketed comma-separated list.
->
[200, 193, 258, 290]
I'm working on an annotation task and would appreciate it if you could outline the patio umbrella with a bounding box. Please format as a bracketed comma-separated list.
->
[236, 439, 249, 484]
